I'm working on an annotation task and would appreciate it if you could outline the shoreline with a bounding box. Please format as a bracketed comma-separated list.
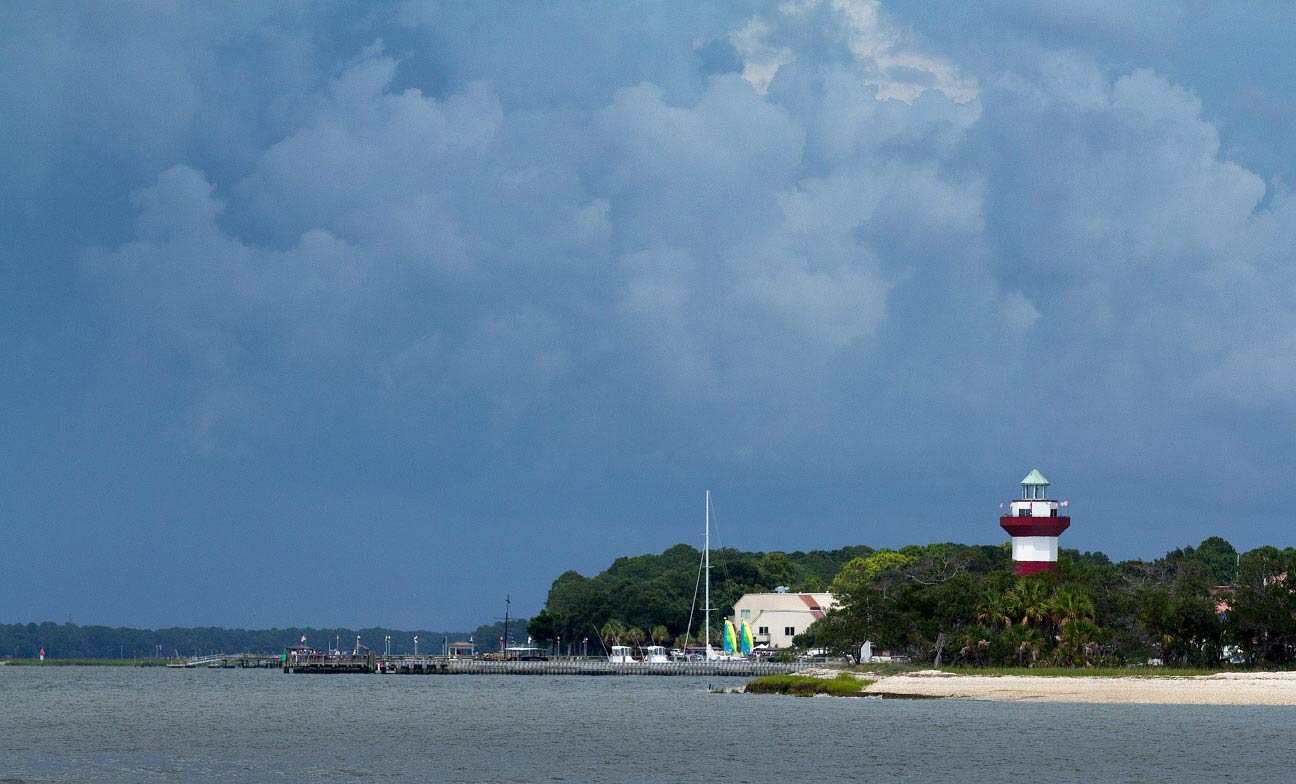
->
[854, 670, 1296, 705]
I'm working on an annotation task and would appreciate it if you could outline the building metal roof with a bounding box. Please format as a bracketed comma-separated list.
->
[798, 594, 826, 619]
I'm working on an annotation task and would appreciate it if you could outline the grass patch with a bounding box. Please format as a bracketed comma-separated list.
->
[745, 673, 875, 696]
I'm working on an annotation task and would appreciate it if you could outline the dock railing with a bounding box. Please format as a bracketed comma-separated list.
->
[285, 650, 813, 673]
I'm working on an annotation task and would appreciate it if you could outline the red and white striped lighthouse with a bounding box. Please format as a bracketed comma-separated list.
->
[999, 469, 1070, 576]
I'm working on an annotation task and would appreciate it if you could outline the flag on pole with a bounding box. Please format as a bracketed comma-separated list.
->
[998, 502, 1004, 509]
[301, 635, 307, 643]
[413, 636, 419, 643]
[1060, 500, 1069, 507]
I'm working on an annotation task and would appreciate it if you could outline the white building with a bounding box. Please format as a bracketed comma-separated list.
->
[730, 592, 836, 649]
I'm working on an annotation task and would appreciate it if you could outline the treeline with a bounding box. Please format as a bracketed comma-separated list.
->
[526, 542, 879, 650]
[529, 536, 1296, 667]
[797, 536, 1296, 667]
[0, 623, 500, 660]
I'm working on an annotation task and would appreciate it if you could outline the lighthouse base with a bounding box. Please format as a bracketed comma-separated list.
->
[1013, 561, 1057, 576]
[1001, 516, 1069, 578]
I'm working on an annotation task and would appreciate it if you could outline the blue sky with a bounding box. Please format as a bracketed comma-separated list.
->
[4, 1, 1296, 630]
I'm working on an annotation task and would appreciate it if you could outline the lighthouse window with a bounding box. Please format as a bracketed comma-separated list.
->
[1017, 508, 1030, 517]
[1050, 508, 1058, 517]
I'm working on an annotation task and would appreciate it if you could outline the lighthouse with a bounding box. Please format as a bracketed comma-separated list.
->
[999, 469, 1070, 576]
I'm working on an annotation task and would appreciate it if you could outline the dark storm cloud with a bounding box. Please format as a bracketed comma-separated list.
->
[4, 1, 1296, 628]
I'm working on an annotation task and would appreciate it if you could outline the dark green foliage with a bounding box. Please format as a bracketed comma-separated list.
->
[1165, 536, 1239, 586]
[786, 536, 1296, 668]
[526, 610, 558, 645]
[540, 543, 875, 646]
[537, 537, 1273, 668]
[1135, 561, 1224, 666]
[1224, 546, 1296, 665]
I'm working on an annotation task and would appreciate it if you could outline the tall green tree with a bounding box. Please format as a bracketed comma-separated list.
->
[1136, 562, 1223, 666]
[1225, 547, 1296, 665]
[526, 610, 558, 647]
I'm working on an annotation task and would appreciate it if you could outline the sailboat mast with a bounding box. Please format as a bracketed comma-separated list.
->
[704, 489, 711, 652]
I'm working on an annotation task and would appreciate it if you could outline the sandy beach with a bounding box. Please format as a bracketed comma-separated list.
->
[858, 670, 1296, 705]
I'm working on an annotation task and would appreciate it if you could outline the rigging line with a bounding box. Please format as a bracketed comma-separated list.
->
[590, 624, 611, 657]
[709, 495, 733, 586]
[685, 543, 705, 649]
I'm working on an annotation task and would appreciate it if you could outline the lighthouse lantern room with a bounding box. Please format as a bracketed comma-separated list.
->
[999, 469, 1070, 575]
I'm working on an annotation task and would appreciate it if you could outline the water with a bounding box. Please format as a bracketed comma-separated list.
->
[1, 667, 1293, 782]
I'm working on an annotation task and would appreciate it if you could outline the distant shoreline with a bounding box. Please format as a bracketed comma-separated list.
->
[858, 670, 1296, 705]
[1, 658, 169, 667]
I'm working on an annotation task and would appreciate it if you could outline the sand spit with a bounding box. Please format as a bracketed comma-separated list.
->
[862, 670, 1296, 705]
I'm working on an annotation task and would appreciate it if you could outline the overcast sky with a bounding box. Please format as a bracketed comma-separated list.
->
[5, 1, 1296, 630]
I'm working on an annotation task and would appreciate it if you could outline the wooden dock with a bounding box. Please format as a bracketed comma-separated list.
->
[284, 654, 808, 676]
[167, 653, 282, 669]
[283, 651, 377, 674]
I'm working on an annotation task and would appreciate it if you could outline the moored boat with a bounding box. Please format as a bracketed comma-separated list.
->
[641, 645, 670, 663]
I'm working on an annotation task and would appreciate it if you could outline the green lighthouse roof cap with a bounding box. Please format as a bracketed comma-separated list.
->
[1021, 469, 1050, 486]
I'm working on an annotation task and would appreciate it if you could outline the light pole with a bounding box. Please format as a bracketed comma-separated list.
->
[414, 635, 419, 656]
[385, 635, 391, 657]
[495, 595, 511, 654]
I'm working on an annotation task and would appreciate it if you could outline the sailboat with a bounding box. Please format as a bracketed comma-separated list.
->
[722, 620, 739, 656]
[681, 490, 743, 661]
[739, 620, 755, 656]
[702, 490, 719, 661]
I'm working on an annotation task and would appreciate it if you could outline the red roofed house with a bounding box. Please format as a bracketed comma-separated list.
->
[730, 591, 836, 649]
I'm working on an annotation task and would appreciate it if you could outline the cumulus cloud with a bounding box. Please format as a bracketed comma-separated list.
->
[88, 4, 1268, 473]
[9, 1, 1296, 626]
[729, 17, 794, 95]
[828, 0, 978, 104]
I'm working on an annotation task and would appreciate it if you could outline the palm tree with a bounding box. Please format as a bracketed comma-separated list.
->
[1049, 588, 1095, 631]
[1003, 625, 1044, 667]
[650, 625, 670, 646]
[976, 591, 1013, 630]
[1008, 579, 1049, 629]
[624, 626, 645, 650]
[957, 628, 993, 667]
[1055, 619, 1101, 667]
[600, 619, 626, 648]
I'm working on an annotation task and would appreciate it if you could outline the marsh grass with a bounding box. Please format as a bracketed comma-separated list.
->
[745, 673, 874, 696]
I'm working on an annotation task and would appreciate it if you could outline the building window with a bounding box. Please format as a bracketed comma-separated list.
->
[758, 627, 769, 635]
[784, 627, 795, 636]
[740, 609, 750, 619]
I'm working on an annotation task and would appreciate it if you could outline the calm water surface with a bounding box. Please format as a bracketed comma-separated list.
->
[1, 667, 1292, 783]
